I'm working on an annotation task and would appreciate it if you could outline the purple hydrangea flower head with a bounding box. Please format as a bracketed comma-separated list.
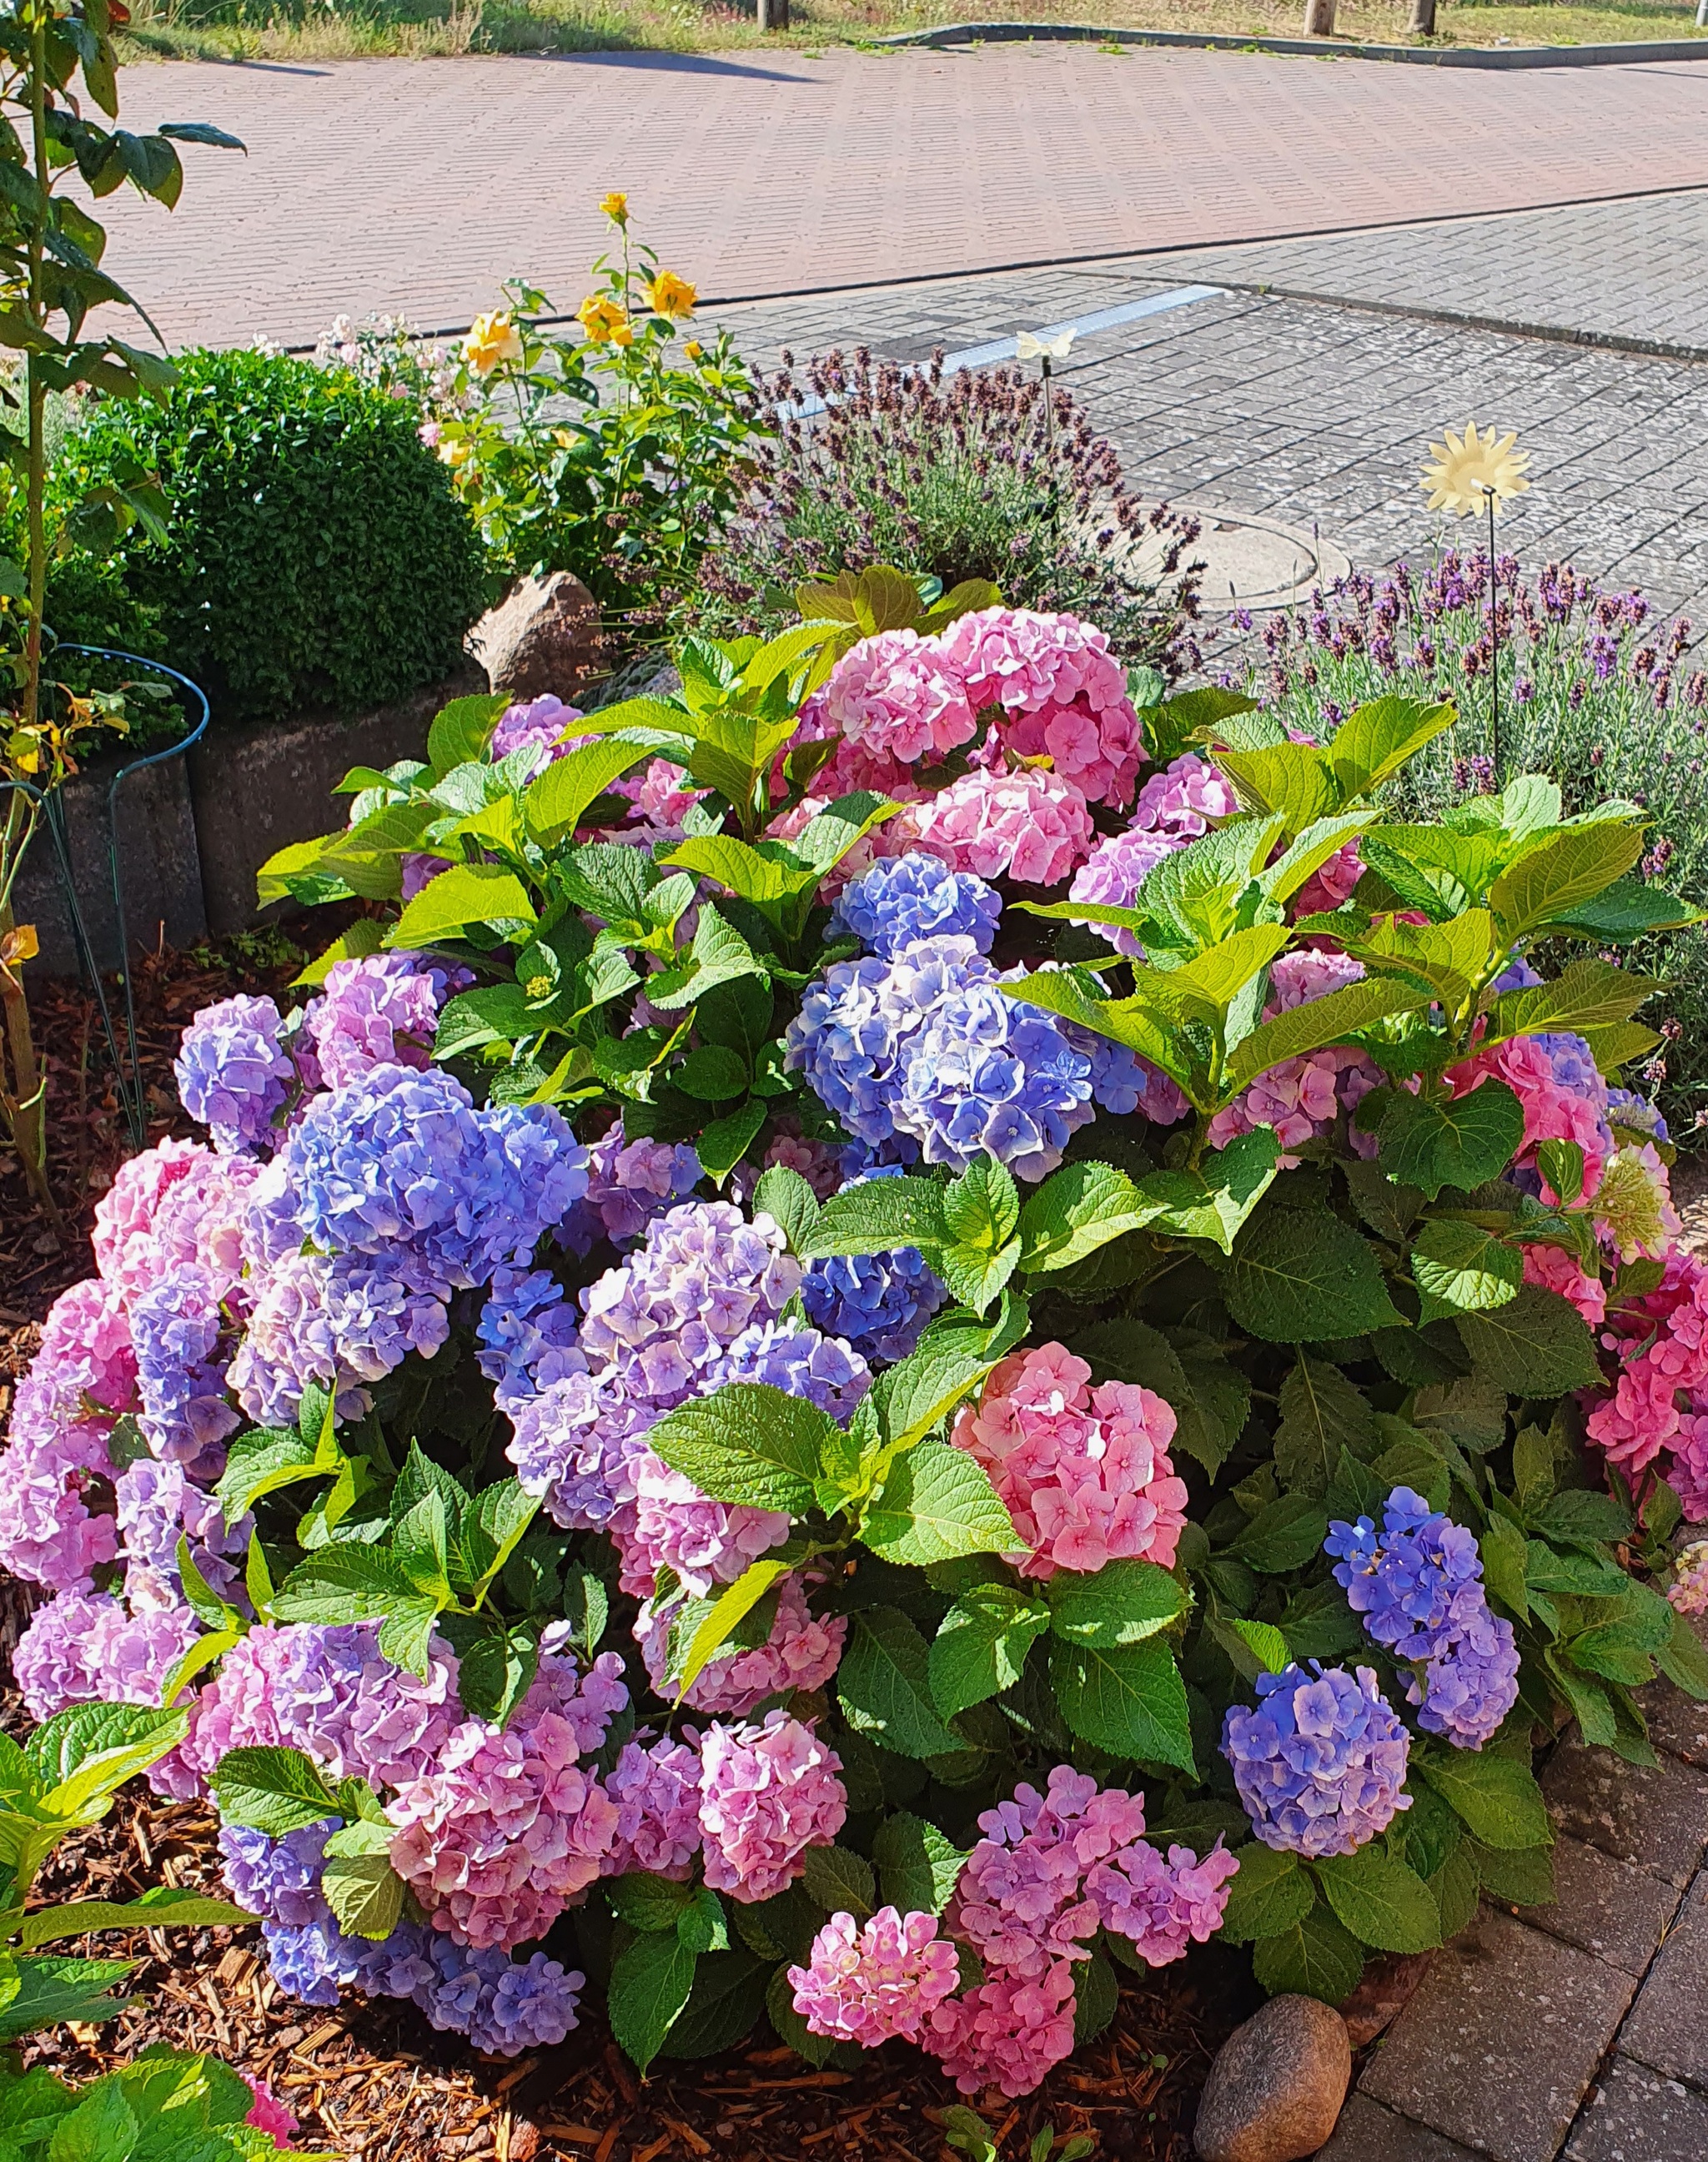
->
[702, 1319, 870, 1418]
[787, 1907, 962, 2046]
[283, 1063, 589, 1290]
[502, 1363, 659, 1535]
[561, 1122, 702, 1257]
[1085, 1838, 1239, 1966]
[1221, 1662, 1412, 1857]
[129, 1263, 239, 1473]
[1607, 1088, 1670, 1148]
[783, 949, 922, 1151]
[477, 1265, 585, 1407]
[601, 1733, 704, 1879]
[576, 1201, 801, 1407]
[1068, 827, 1180, 957]
[1129, 752, 1239, 839]
[219, 1820, 338, 1927]
[949, 1764, 1148, 1982]
[490, 694, 583, 767]
[226, 1253, 346, 1432]
[173, 994, 295, 1154]
[413, 1936, 585, 2055]
[800, 1169, 947, 1360]
[636, 1571, 848, 1715]
[1053, 1012, 1188, 1124]
[115, 1456, 251, 1611]
[301, 954, 445, 1090]
[831, 856, 1003, 960]
[262, 1913, 367, 2008]
[262, 1621, 466, 1790]
[12, 1589, 202, 1722]
[1326, 1488, 1520, 1750]
[697, 1712, 846, 1903]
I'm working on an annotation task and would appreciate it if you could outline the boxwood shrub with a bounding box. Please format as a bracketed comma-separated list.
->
[51, 348, 492, 723]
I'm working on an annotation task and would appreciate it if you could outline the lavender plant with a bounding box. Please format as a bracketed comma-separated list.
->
[1230, 555, 1708, 1130]
[691, 348, 1205, 675]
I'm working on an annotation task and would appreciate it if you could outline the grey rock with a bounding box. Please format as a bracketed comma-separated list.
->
[1360, 1908, 1635, 2162]
[1512, 1833, 1680, 1977]
[1565, 2056, 1708, 2161]
[468, 571, 605, 699]
[1193, 1993, 1350, 2162]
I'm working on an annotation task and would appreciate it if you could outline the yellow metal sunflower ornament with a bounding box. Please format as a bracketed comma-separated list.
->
[1419, 421, 1531, 517]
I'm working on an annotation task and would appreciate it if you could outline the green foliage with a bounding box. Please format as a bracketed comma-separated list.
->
[0, 2050, 312, 2162]
[55, 346, 489, 720]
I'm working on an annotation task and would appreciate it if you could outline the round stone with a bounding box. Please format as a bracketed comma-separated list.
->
[1193, 1992, 1353, 2162]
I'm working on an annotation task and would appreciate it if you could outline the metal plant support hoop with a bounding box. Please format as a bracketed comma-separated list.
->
[7, 645, 209, 1154]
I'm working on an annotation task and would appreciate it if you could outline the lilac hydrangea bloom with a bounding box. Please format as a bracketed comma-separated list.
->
[283, 1063, 588, 1290]
[477, 1265, 584, 1407]
[831, 857, 1003, 960]
[301, 955, 444, 1090]
[489, 693, 583, 767]
[115, 1456, 250, 1611]
[129, 1263, 239, 1472]
[219, 1821, 339, 1928]
[264, 1621, 466, 1790]
[1068, 826, 1180, 957]
[262, 1913, 369, 2008]
[561, 1122, 702, 1257]
[1326, 1488, 1521, 1750]
[173, 994, 295, 1154]
[636, 1571, 847, 1715]
[503, 1363, 659, 1535]
[602, 1734, 704, 1880]
[950, 1765, 1148, 1982]
[1056, 1015, 1189, 1124]
[0, 1280, 134, 1591]
[1222, 1662, 1412, 1857]
[414, 1935, 585, 2055]
[13, 1588, 202, 1721]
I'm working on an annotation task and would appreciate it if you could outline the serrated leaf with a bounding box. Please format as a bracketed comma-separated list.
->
[802, 1179, 948, 1259]
[1274, 1356, 1378, 1497]
[862, 1440, 1021, 1566]
[1314, 1847, 1442, 1953]
[753, 1165, 820, 1254]
[1218, 1845, 1315, 1943]
[929, 1586, 1051, 1719]
[16, 1891, 253, 1949]
[1454, 1285, 1603, 1396]
[321, 1846, 405, 1942]
[871, 1813, 968, 1918]
[1046, 1559, 1186, 1649]
[798, 1845, 876, 1920]
[1374, 1083, 1525, 1201]
[676, 1558, 795, 1697]
[1327, 694, 1454, 798]
[1224, 1209, 1404, 1343]
[390, 862, 536, 945]
[210, 1747, 339, 1836]
[525, 738, 653, 844]
[1413, 1747, 1550, 1850]
[838, 1610, 962, 1758]
[1490, 821, 1645, 940]
[1017, 1161, 1142, 1273]
[1411, 1218, 1523, 1324]
[646, 1384, 835, 1513]
[1049, 1636, 1194, 1773]
[607, 1928, 697, 2074]
[1251, 1905, 1364, 2003]
[1227, 979, 1430, 1094]
[609, 1873, 697, 1931]
[1228, 1494, 1331, 1574]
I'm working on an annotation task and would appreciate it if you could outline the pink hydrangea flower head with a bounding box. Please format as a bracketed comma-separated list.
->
[818, 628, 980, 767]
[1068, 827, 1181, 957]
[173, 1624, 294, 1785]
[92, 1137, 209, 1304]
[922, 1958, 1078, 2099]
[636, 1572, 847, 1713]
[0, 1278, 137, 1590]
[1670, 1408, 1708, 1522]
[912, 767, 1095, 888]
[1086, 1839, 1239, 1965]
[13, 1589, 201, 1722]
[787, 1907, 961, 2045]
[388, 1672, 623, 1948]
[1207, 1046, 1382, 1161]
[952, 1342, 1188, 1579]
[1448, 1035, 1612, 1196]
[950, 1764, 1148, 1981]
[938, 609, 1142, 802]
[1292, 842, 1364, 918]
[601, 1733, 704, 1880]
[243, 2079, 298, 2146]
[697, 1711, 846, 1903]
[490, 694, 584, 765]
[618, 1443, 793, 1601]
[1522, 1241, 1606, 1328]
[1265, 949, 1365, 1013]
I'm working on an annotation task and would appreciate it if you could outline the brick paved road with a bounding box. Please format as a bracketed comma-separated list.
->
[103, 45, 1708, 349]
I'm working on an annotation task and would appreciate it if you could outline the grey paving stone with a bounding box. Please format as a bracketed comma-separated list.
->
[1565, 2056, 1708, 2162]
[1360, 1908, 1636, 2162]
[1634, 1680, 1708, 1768]
[1317, 2094, 1482, 2162]
[1510, 1833, 1681, 1978]
[1618, 1874, 1708, 2089]
[1541, 1743, 1708, 1888]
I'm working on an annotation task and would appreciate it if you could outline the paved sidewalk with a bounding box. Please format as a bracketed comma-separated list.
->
[100, 46, 1708, 349]
[1320, 1642, 1708, 2162]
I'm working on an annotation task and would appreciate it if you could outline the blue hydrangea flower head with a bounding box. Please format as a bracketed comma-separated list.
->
[477, 1265, 585, 1407]
[831, 856, 1002, 960]
[1326, 1487, 1520, 1751]
[1221, 1661, 1411, 1857]
[173, 993, 296, 1154]
[219, 1819, 337, 1928]
[702, 1317, 872, 1420]
[800, 1169, 947, 1362]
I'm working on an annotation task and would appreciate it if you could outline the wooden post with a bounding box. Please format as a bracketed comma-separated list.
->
[1304, 0, 1337, 32]
[1407, 0, 1437, 31]
[757, 0, 789, 26]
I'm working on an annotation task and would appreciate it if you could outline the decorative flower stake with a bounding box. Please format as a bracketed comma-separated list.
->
[1016, 325, 1077, 538]
[1420, 421, 1531, 777]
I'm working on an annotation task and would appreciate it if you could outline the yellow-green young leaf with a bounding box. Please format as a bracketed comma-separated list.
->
[676, 1558, 794, 1697]
[1260, 808, 1379, 905]
[1017, 1161, 1143, 1272]
[427, 691, 508, 775]
[321, 1848, 406, 1942]
[292, 918, 384, 987]
[1577, 1021, 1663, 1070]
[1490, 821, 1645, 941]
[1411, 1219, 1523, 1324]
[862, 1440, 1021, 1566]
[390, 862, 536, 946]
[661, 835, 815, 908]
[1359, 827, 1509, 920]
[1148, 923, 1294, 1021]
[18, 1892, 253, 1949]
[1224, 1618, 1293, 1675]
[1347, 910, 1496, 1008]
[1480, 958, 1663, 1048]
[1226, 979, 1431, 1094]
[1327, 694, 1455, 800]
[1212, 742, 1339, 832]
[524, 738, 654, 844]
[741, 616, 841, 691]
[254, 832, 344, 906]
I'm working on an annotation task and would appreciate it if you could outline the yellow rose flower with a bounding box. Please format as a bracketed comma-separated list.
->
[647, 270, 697, 321]
[601, 191, 629, 227]
[461, 310, 522, 376]
[683, 339, 704, 362]
[577, 294, 630, 345]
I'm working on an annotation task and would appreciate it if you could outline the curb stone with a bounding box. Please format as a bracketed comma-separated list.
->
[879, 23, 1708, 69]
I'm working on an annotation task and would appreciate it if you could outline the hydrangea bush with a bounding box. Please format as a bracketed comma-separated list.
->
[9, 573, 1708, 2092]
